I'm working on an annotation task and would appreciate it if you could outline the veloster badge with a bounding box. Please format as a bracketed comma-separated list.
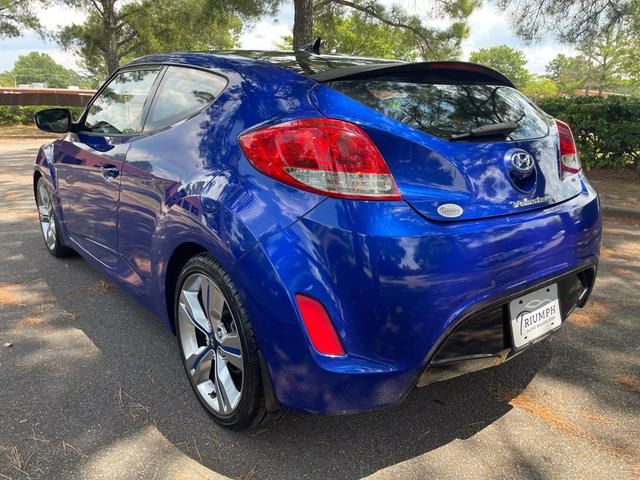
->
[510, 196, 548, 208]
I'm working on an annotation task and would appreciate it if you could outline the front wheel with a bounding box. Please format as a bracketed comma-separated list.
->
[175, 254, 266, 430]
[35, 177, 74, 257]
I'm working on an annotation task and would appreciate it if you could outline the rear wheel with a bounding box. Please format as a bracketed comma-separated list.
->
[175, 254, 266, 430]
[35, 177, 73, 257]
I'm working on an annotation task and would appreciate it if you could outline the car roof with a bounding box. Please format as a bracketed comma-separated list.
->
[126, 51, 515, 88]
[128, 50, 401, 74]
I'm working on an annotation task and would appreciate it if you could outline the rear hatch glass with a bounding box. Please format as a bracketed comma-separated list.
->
[326, 81, 549, 141]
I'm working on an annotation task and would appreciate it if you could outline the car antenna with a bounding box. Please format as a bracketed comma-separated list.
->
[299, 37, 322, 54]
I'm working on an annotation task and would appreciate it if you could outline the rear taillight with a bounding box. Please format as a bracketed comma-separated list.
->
[238, 118, 401, 200]
[556, 119, 581, 177]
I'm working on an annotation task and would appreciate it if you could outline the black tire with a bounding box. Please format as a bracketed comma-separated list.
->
[35, 177, 74, 258]
[174, 253, 266, 430]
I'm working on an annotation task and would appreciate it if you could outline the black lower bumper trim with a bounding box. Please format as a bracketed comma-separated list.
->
[417, 266, 596, 387]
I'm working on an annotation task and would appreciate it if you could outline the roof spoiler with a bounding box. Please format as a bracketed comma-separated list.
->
[310, 61, 515, 88]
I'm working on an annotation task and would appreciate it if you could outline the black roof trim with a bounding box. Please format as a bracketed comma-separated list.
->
[310, 61, 516, 88]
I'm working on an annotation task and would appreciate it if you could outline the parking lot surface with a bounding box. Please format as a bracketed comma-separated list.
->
[1, 139, 639, 479]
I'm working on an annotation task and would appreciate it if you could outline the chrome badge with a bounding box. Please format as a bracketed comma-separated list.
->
[510, 196, 548, 208]
[507, 149, 535, 174]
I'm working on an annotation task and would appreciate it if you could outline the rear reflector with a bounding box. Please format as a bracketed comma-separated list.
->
[239, 118, 401, 200]
[295, 294, 345, 356]
[556, 119, 581, 176]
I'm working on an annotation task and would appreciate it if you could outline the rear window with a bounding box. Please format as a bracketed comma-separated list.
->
[326, 81, 549, 140]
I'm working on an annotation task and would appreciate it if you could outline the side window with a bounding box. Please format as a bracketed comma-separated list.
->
[143, 67, 227, 132]
[84, 69, 160, 135]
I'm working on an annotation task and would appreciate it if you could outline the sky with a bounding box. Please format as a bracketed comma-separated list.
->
[0, 1, 577, 74]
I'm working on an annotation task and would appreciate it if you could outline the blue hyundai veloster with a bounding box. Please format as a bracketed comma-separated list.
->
[33, 51, 601, 429]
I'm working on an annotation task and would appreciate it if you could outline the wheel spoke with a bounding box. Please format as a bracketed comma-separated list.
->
[38, 185, 49, 206]
[179, 290, 211, 334]
[38, 206, 49, 220]
[219, 334, 243, 372]
[188, 347, 213, 385]
[185, 345, 209, 371]
[204, 278, 225, 331]
[46, 225, 55, 244]
[215, 350, 240, 413]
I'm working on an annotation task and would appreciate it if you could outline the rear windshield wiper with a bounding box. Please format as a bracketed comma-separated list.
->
[449, 121, 518, 141]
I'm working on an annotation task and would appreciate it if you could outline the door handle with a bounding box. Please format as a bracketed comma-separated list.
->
[100, 164, 120, 181]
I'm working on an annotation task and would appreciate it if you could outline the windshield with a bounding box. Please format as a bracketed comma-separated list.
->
[327, 80, 549, 140]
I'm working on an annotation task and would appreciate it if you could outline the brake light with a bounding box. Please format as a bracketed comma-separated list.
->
[239, 118, 400, 200]
[295, 294, 345, 356]
[556, 119, 581, 177]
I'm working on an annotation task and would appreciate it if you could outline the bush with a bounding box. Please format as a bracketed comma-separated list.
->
[0, 105, 84, 127]
[537, 96, 640, 169]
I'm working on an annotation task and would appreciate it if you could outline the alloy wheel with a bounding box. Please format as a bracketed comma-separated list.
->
[36, 182, 57, 251]
[178, 273, 244, 416]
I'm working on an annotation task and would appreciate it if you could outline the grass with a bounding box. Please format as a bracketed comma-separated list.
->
[0, 125, 60, 138]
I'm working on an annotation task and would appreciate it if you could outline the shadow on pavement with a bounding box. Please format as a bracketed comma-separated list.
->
[1, 142, 638, 479]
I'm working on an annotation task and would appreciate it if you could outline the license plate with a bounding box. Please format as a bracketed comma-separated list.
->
[509, 284, 561, 349]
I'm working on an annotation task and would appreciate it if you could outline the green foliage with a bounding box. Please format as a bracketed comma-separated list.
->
[545, 54, 591, 95]
[496, 0, 631, 44]
[0, 0, 41, 38]
[538, 96, 640, 169]
[0, 105, 84, 126]
[314, 11, 419, 60]
[0, 71, 14, 87]
[56, 0, 274, 77]
[306, 0, 479, 60]
[3, 52, 89, 88]
[469, 45, 530, 87]
[129, 0, 243, 54]
[521, 75, 558, 100]
[617, 2, 640, 87]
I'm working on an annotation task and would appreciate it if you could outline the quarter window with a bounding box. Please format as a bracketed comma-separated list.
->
[144, 67, 226, 132]
[84, 69, 160, 135]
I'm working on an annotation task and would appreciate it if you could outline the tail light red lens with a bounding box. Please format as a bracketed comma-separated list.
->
[295, 294, 345, 356]
[238, 118, 401, 200]
[556, 119, 581, 176]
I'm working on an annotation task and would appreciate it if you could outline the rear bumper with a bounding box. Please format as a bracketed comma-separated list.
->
[417, 266, 595, 387]
[232, 178, 601, 414]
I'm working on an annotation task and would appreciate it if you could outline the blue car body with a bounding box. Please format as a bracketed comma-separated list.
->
[34, 52, 601, 415]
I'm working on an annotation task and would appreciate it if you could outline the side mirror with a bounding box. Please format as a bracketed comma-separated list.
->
[34, 108, 72, 133]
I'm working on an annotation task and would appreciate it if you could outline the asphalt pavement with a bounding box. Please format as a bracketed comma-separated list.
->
[0, 139, 638, 480]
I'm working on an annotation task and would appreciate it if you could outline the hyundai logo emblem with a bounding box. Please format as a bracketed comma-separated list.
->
[508, 149, 535, 174]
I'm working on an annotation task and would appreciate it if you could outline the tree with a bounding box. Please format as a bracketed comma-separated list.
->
[545, 23, 633, 96]
[617, 5, 640, 89]
[56, 0, 278, 77]
[521, 75, 558, 100]
[469, 45, 530, 87]
[312, 10, 420, 60]
[290, 0, 478, 59]
[496, 0, 635, 43]
[57, 0, 144, 77]
[6, 51, 86, 87]
[0, 0, 40, 38]
[284, 1, 478, 59]
[546, 54, 591, 94]
[577, 25, 627, 95]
